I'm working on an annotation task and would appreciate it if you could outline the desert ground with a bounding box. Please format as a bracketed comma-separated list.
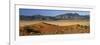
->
[20, 20, 89, 26]
[19, 20, 90, 36]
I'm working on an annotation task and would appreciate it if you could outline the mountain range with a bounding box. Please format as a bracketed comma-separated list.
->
[20, 13, 89, 21]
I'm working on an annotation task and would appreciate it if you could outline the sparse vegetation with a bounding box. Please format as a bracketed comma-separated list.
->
[19, 9, 90, 36]
[20, 21, 90, 36]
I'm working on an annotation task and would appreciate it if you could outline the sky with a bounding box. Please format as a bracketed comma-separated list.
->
[19, 8, 90, 16]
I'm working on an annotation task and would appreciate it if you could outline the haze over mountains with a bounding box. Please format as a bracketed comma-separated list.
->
[20, 13, 89, 21]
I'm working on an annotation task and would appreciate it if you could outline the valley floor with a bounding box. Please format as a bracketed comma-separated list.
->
[20, 20, 89, 26]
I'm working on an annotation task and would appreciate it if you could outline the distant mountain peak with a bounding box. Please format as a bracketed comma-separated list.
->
[20, 13, 89, 20]
[57, 13, 80, 16]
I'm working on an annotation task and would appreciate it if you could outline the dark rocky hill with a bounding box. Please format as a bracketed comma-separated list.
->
[20, 13, 89, 21]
